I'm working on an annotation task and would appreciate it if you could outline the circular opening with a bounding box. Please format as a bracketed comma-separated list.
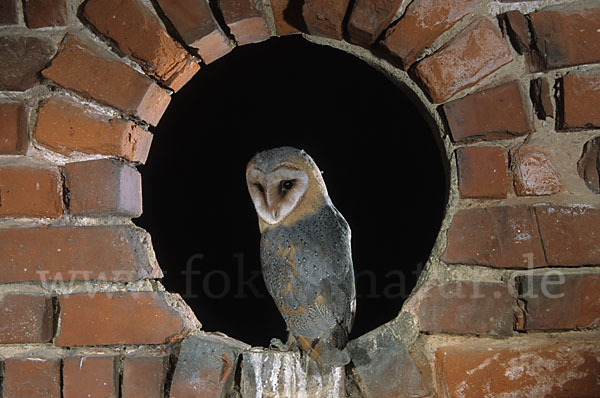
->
[134, 36, 447, 346]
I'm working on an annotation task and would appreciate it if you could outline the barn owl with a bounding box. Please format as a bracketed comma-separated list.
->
[246, 146, 356, 367]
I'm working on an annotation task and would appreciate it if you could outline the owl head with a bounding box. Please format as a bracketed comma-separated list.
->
[246, 147, 330, 229]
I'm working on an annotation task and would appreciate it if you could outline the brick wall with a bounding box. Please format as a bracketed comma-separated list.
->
[1, 0, 599, 396]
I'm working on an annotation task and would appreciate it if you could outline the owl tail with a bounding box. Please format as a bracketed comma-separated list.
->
[296, 335, 351, 367]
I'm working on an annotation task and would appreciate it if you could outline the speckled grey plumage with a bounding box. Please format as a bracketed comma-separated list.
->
[260, 203, 355, 348]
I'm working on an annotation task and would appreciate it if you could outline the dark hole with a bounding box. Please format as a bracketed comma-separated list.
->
[134, 35, 447, 346]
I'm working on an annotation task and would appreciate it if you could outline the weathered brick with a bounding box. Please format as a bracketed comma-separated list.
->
[518, 273, 600, 330]
[348, 322, 426, 397]
[63, 355, 118, 398]
[270, 0, 305, 35]
[504, 10, 530, 54]
[303, 0, 352, 40]
[512, 146, 561, 196]
[83, 0, 199, 92]
[456, 146, 508, 199]
[122, 355, 168, 397]
[155, 0, 233, 64]
[0, 293, 54, 344]
[0, 102, 28, 154]
[348, 0, 401, 46]
[65, 159, 142, 217]
[170, 332, 249, 398]
[0, 161, 64, 218]
[35, 97, 152, 163]
[383, 0, 483, 68]
[442, 206, 547, 268]
[3, 357, 61, 398]
[0, 225, 161, 283]
[219, 0, 270, 45]
[559, 71, 600, 130]
[436, 339, 600, 397]
[530, 77, 553, 120]
[414, 18, 513, 103]
[241, 349, 346, 397]
[42, 35, 171, 126]
[0, 0, 17, 25]
[529, 6, 600, 70]
[578, 137, 600, 194]
[408, 281, 515, 335]
[55, 292, 199, 346]
[443, 81, 532, 142]
[535, 205, 600, 266]
[0, 36, 55, 91]
[23, 0, 68, 28]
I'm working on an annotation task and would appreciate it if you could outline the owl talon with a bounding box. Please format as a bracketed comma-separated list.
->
[269, 338, 288, 351]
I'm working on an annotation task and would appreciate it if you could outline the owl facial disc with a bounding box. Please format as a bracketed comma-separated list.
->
[246, 167, 309, 224]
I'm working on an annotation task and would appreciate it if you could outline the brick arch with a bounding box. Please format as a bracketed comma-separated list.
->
[1, 0, 600, 396]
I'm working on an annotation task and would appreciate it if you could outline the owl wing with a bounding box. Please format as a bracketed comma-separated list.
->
[261, 204, 356, 341]
[303, 205, 355, 335]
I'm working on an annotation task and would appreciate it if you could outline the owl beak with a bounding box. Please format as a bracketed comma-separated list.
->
[265, 186, 277, 208]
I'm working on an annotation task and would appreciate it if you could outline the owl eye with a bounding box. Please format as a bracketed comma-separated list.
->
[281, 180, 295, 192]
[255, 183, 265, 193]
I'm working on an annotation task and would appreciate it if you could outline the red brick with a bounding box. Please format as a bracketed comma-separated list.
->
[0, 102, 28, 154]
[170, 333, 249, 398]
[0, 0, 18, 25]
[0, 36, 55, 91]
[42, 35, 171, 127]
[512, 146, 561, 196]
[303, 0, 352, 40]
[504, 10, 530, 54]
[518, 273, 600, 330]
[83, 0, 199, 92]
[530, 77, 553, 120]
[23, 0, 68, 28]
[122, 355, 168, 397]
[0, 293, 54, 344]
[63, 355, 118, 398]
[414, 18, 513, 103]
[35, 97, 152, 163]
[535, 205, 600, 266]
[443, 81, 532, 142]
[442, 206, 547, 268]
[436, 339, 600, 397]
[529, 7, 600, 70]
[0, 161, 64, 218]
[578, 137, 600, 194]
[348, 0, 401, 46]
[3, 357, 61, 398]
[270, 0, 305, 35]
[55, 292, 199, 346]
[155, 0, 233, 64]
[456, 146, 508, 198]
[383, 0, 483, 68]
[408, 281, 515, 335]
[0, 225, 160, 283]
[220, 0, 271, 45]
[559, 71, 600, 130]
[65, 159, 142, 217]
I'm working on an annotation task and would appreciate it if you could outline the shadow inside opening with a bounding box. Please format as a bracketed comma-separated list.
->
[134, 36, 447, 346]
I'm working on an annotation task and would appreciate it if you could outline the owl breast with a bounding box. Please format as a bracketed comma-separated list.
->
[260, 203, 355, 339]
